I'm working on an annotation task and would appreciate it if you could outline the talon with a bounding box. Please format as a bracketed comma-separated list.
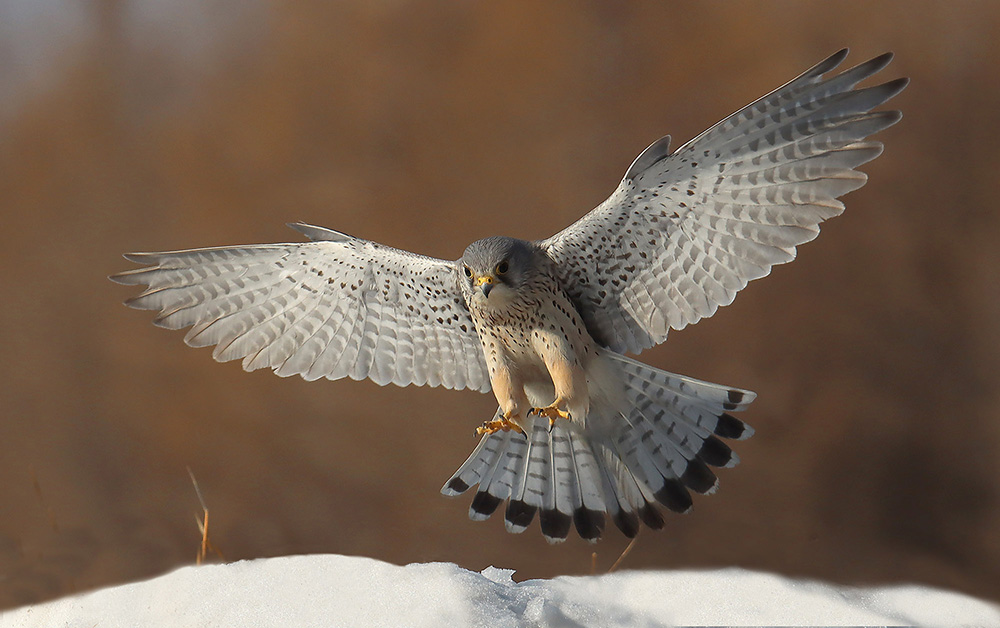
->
[476, 416, 526, 437]
[529, 404, 572, 429]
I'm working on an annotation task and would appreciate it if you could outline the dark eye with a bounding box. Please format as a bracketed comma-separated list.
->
[463, 266, 472, 278]
[496, 261, 509, 275]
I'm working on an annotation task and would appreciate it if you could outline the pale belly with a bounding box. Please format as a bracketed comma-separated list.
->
[478, 318, 597, 424]
[467, 274, 610, 426]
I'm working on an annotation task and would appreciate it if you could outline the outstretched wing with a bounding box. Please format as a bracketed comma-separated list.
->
[540, 49, 908, 354]
[111, 223, 491, 392]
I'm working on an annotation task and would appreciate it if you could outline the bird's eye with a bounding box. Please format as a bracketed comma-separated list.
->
[463, 266, 472, 278]
[496, 261, 509, 275]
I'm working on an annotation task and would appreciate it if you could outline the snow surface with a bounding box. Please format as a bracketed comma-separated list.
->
[3, 554, 998, 627]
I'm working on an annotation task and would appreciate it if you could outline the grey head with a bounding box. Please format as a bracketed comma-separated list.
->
[458, 236, 540, 306]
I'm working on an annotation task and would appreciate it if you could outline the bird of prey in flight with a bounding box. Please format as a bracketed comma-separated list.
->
[113, 49, 906, 542]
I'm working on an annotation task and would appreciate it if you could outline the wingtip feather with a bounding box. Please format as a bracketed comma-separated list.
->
[122, 251, 158, 264]
[286, 222, 352, 242]
[863, 51, 895, 76]
[882, 76, 910, 100]
[108, 268, 145, 285]
[809, 48, 850, 78]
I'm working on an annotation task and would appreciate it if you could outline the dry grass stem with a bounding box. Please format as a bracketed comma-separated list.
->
[608, 534, 639, 573]
[188, 467, 224, 564]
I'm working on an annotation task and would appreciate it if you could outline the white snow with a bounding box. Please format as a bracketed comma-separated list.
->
[3, 554, 998, 627]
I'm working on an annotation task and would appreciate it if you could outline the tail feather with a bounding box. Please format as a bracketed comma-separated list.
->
[630, 398, 698, 478]
[521, 423, 552, 515]
[441, 427, 499, 497]
[468, 429, 518, 521]
[612, 405, 702, 517]
[504, 423, 539, 534]
[480, 431, 525, 507]
[599, 447, 654, 536]
[611, 408, 688, 506]
[634, 388, 741, 469]
[544, 429, 579, 540]
[505, 421, 591, 542]
[629, 386, 735, 476]
[441, 354, 755, 542]
[616, 451, 667, 530]
[612, 353, 756, 411]
[614, 355, 756, 441]
[567, 434, 607, 540]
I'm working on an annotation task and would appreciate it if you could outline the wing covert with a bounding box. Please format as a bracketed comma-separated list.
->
[540, 50, 907, 354]
[111, 223, 491, 392]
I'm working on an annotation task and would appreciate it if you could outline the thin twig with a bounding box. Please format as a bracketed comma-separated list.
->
[608, 534, 639, 573]
[187, 466, 208, 512]
[188, 467, 223, 564]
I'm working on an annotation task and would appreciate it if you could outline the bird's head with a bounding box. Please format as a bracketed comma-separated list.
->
[459, 236, 538, 306]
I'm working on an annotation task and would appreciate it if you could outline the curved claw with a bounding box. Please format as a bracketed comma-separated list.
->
[528, 406, 572, 431]
[476, 416, 526, 437]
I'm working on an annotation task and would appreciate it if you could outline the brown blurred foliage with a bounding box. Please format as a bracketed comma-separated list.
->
[1, 0, 999, 609]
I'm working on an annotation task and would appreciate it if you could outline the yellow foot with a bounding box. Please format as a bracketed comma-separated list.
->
[476, 416, 526, 437]
[529, 405, 572, 430]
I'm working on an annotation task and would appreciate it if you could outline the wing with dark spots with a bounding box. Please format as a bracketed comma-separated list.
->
[540, 50, 907, 354]
[111, 223, 490, 392]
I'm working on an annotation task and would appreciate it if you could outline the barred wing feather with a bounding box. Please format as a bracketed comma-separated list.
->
[541, 49, 907, 354]
[111, 223, 491, 392]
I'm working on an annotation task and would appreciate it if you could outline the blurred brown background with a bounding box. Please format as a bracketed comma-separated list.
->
[2, 0, 998, 609]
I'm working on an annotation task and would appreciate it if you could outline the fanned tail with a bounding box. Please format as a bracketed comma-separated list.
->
[442, 353, 755, 542]
[442, 411, 608, 543]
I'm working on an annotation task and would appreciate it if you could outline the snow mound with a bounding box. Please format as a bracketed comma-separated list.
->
[3, 554, 998, 627]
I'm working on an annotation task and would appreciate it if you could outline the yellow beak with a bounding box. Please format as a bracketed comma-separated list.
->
[474, 274, 494, 297]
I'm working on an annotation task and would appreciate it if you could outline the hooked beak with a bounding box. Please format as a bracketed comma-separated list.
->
[475, 274, 494, 298]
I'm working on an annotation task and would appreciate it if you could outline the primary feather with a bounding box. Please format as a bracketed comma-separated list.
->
[541, 50, 906, 354]
[111, 233, 490, 392]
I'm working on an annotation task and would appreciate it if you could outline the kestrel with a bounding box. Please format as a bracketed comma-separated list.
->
[112, 50, 906, 542]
